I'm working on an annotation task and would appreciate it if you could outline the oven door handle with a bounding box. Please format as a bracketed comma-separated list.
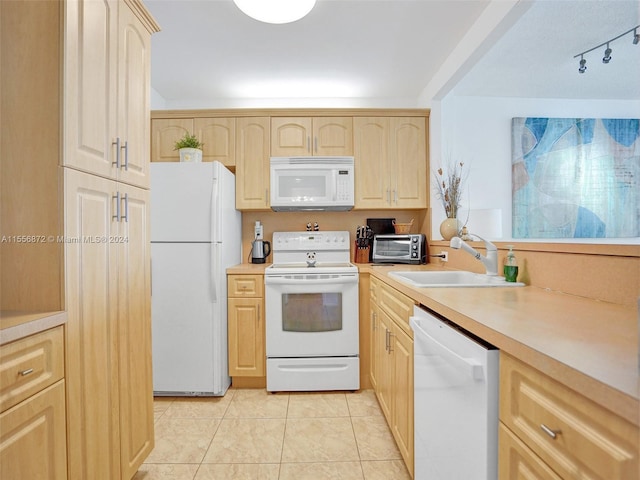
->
[265, 275, 358, 285]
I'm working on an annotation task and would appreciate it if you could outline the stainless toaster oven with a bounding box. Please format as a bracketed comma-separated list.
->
[372, 234, 426, 264]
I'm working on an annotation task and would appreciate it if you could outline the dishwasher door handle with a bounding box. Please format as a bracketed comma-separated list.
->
[410, 317, 485, 380]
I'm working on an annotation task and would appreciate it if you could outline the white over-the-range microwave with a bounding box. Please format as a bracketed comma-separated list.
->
[270, 156, 354, 211]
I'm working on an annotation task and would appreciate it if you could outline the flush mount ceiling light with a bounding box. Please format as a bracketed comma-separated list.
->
[573, 24, 639, 73]
[233, 0, 317, 24]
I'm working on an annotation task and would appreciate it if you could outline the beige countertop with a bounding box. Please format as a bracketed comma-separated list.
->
[361, 263, 640, 427]
[227, 262, 639, 426]
[227, 263, 272, 274]
[0, 310, 68, 345]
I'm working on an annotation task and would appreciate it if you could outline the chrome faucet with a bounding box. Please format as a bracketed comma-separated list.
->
[450, 234, 499, 276]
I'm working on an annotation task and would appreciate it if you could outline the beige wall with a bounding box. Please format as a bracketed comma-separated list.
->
[430, 239, 639, 306]
[240, 210, 639, 306]
[241, 209, 428, 264]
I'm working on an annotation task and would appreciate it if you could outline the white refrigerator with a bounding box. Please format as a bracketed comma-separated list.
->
[150, 161, 241, 396]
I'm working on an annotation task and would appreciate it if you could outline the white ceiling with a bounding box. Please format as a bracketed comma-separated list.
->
[146, 0, 640, 109]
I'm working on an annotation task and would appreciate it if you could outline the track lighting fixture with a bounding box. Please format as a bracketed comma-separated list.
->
[574, 24, 639, 73]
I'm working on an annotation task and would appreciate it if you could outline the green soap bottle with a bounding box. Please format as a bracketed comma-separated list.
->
[504, 245, 518, 282]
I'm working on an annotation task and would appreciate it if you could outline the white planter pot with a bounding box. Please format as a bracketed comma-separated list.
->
[179, 148, 202, 163]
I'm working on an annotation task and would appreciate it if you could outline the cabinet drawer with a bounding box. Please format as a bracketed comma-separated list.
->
[379, 282, 414, 336]
[500, 353, 638, 480]
[228, 274, 264, 297]
[0, 326, 64, 412]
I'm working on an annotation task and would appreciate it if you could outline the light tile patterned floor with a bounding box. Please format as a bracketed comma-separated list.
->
[133, 389, 411, 480]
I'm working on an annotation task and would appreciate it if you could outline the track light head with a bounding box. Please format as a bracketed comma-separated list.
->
[578, 57, 587, 73]
[602, 44, 612, 63]
[634, 29, 639, 45]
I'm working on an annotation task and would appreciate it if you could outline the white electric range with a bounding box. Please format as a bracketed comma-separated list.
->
[264, 231, 359, 392]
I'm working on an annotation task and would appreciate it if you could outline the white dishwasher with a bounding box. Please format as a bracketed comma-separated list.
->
[410, 305, 499, 480]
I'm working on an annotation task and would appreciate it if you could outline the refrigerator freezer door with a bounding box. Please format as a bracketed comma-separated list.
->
[210, 161, 242, 246]
[151, 242, 229, 394]
[151, 162, 215, 242]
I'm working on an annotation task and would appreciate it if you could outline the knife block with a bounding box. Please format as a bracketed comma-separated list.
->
[354, 242, 370, 264]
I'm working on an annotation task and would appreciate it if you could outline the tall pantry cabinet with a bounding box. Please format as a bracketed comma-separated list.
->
[64, 1, 159, 479]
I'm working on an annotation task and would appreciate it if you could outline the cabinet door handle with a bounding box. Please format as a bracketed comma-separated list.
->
[112, 192, 120, 221]
[314, 136, 318, 153]
[19, 368, 34, 376]
[265, 189, 269, 206]
[257, 305, 261, 321]
[371, 311, 376, 330]
[307, 135, 311, 152]
[388, 331, 394, 353]
[121, 193, 129, 222]
[112, 137, 121, 168]
[385, 329, 390, 352]
[540, 424, 561, 439]
[386, 189, 390, 204]
[394, 190, 398, 204]
[121, 140, 128, 170]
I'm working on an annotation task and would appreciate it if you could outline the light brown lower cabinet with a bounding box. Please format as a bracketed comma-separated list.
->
[370, 277, 415, 477]
[0, 326, 67, 479]
[65, 168, 154, 479]
[0, 381, 67, 479]
[227, 274, 265, 377]
[499, 353, 639, 480]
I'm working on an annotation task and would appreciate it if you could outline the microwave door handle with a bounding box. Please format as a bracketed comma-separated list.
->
[332, 170, 338, 201]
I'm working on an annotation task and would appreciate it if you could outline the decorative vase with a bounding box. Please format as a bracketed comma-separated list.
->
[440, 217, 461, 240]
[179, 147, 202, 163]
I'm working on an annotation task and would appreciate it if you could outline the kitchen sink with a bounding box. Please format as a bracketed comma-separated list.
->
[389, 270, 525, 288]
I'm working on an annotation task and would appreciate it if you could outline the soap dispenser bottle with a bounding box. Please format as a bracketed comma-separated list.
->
[504, 245, 518, 282]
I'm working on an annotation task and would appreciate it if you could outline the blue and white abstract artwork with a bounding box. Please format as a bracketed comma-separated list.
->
[511, 117, 640, 238]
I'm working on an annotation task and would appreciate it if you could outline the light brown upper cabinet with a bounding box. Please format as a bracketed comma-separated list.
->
[354, 117, 426, 209]
[151, 117, 236, 167]
[195, 117, 235, 167]
[236, 117, 271, 210]
[271, 117, 353, 156]
[65, 0, 153, 189]
[151, 118, 194, 162]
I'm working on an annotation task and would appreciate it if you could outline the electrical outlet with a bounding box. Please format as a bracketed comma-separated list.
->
[440, 251, 448, 262]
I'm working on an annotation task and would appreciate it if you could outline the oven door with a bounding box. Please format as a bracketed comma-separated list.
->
[265, 272, 359, 357]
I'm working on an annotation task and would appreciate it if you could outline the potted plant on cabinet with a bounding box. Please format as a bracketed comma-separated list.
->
[174, 132, 204, 162]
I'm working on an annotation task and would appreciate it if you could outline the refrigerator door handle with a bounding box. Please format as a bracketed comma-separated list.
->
[210, 242, 218, 303]
[210, 168, 221, 304]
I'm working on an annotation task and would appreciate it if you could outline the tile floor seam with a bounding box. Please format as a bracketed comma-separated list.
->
[279, 394, 290, 471]
[350, 414, 364, 463]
